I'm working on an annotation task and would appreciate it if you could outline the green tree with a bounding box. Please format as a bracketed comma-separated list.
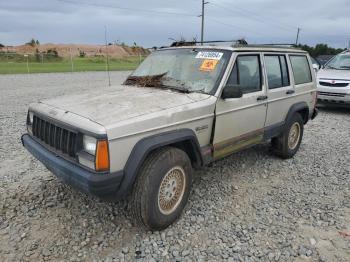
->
[25, 38, 40, 47]
[0, 43, 4, 48]
[296, 43, 346, 57]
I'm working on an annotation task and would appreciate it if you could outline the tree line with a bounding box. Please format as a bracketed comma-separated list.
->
[295, 43, 346, 57]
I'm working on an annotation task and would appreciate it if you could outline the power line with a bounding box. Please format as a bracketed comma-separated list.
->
[210, 2, 296, 32]
[206, 17, 266, 38]
[57, 0, 197, 17]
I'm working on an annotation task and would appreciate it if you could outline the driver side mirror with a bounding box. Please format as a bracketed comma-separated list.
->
[222, 85, 243, 99]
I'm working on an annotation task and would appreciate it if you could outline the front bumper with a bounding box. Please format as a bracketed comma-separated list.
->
[317, 86, 350, 105]
[22, 134, 124, 200]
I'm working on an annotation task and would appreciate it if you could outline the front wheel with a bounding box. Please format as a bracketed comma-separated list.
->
[272, 113, 304, 159]
[129, 147, 193, 231]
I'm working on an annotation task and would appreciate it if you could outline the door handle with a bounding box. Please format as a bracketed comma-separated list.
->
[286, 90, 295, 95]
[257, 95, 268, 101]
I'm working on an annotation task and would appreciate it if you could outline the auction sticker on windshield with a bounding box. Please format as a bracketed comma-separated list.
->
[200, 59, 219, 72]
[196, 52, 223, 60]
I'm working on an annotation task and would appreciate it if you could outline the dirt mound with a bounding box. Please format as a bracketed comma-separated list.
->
[4, 44, 149, 58]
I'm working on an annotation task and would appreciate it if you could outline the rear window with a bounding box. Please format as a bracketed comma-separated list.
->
[289, 55, 312, 85]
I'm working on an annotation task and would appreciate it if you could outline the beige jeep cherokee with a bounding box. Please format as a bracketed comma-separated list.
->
[22, 43, 318, 230]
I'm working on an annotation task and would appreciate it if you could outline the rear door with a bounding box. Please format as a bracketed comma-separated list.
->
[288, 54, 316, 110]
[213, 53, 268, 159]
[263, 53, 295, 128]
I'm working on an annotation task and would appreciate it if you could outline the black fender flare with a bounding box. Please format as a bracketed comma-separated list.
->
[285, 101, 309, 126]
[116, 128, 203, 198]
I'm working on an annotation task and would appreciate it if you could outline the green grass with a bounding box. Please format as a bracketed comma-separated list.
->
[0, 56, 144, 74]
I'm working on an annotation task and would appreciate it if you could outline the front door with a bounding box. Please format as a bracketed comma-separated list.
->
[213, 53, 268, 159]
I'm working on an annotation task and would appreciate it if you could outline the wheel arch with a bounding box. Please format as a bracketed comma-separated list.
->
[116, 129, 203, 198]
[285, 102, 310, 125]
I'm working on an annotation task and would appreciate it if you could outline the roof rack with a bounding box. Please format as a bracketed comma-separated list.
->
[156, 40, 301, 51]
[169, 39, 248, 47]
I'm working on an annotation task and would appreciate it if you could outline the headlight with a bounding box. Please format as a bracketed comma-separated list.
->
[27, 111, 34, 134]
[28, 111, 34, 125]
[80, 136, 110, 172]
[83, 135, 97, 155]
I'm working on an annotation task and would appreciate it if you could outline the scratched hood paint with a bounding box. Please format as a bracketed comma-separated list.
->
[41, 84, 210, 126]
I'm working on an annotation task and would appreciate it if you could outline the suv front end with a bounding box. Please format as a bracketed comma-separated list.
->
[317, 50, 350, 106]
[317, 78, 350, 105]
[22, 107, 123, 200]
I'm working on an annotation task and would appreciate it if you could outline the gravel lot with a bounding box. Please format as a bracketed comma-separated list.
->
[0, 72, 349, 262]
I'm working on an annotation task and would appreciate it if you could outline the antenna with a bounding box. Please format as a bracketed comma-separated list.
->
[104, 26, 111, 87]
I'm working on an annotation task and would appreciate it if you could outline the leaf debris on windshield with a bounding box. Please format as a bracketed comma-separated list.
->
[124, 73, 167, 88]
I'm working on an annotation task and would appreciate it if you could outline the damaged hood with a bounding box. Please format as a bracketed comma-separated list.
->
[41, 84, 211, 126]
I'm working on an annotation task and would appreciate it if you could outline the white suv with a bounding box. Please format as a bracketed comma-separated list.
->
[317, 50, 350, 106]
[22, 43, 318, 230]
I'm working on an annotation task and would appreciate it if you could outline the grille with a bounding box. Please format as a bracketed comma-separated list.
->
[319, 81, 349, 87]
[32, 115, 78, 157]
[318, 92, 346, 97]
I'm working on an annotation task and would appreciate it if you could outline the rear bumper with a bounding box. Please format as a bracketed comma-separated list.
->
[22, 134, 124, 201]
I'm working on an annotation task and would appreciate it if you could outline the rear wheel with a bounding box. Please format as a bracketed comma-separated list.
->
[272, 113, 304, 159]
[129, 147, 192, 230]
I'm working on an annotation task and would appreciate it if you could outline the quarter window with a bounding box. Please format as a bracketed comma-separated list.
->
[226, 55, 262, 94]
[264, 55, 290, 89]
[289, 55, 312, 85]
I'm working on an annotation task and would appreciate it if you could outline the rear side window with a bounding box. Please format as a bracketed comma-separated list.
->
[289, 55, 312, 85]
[226, 55, 262, 94]
[264, 55, 290, 89]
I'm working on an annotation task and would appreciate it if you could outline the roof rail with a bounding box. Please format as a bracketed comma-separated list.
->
[169, 39, 248, 47]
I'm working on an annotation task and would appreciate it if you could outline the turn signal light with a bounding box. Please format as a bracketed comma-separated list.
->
[95, 140, 110, 171]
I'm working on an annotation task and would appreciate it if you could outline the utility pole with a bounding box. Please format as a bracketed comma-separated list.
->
[348, 38, 350, 50]
[200, 0, 209, 45]
[69, 48, 74, 72]
[295, 27, 301, 45]
[104, 26, 111, 87]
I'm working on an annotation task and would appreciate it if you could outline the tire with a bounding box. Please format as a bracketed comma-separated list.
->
[129, 147, 193, 231]
[272, 113, 304, 159]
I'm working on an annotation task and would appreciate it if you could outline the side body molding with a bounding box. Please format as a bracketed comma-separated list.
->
[116, 129, 203, 198]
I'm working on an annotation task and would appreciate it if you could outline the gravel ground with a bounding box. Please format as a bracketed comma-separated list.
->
[0, 72, 349, 262]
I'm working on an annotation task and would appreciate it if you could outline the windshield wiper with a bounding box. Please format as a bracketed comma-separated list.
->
[163, 85, 190, 93]
[326, 65, 339, 70]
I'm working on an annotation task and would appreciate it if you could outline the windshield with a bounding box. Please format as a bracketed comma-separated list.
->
[325, 53, 350, 70]
[125, 48, 231, 94]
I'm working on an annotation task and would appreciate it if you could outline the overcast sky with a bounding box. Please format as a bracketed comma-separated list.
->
[0, 0, 349, 48]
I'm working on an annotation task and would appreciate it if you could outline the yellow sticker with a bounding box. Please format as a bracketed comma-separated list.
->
[200, 59, 219, 72]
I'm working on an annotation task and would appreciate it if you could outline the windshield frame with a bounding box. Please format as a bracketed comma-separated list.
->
[129, 47, 232, 95]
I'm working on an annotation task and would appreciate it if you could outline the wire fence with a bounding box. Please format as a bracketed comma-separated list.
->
[0, 52, 147, 74]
